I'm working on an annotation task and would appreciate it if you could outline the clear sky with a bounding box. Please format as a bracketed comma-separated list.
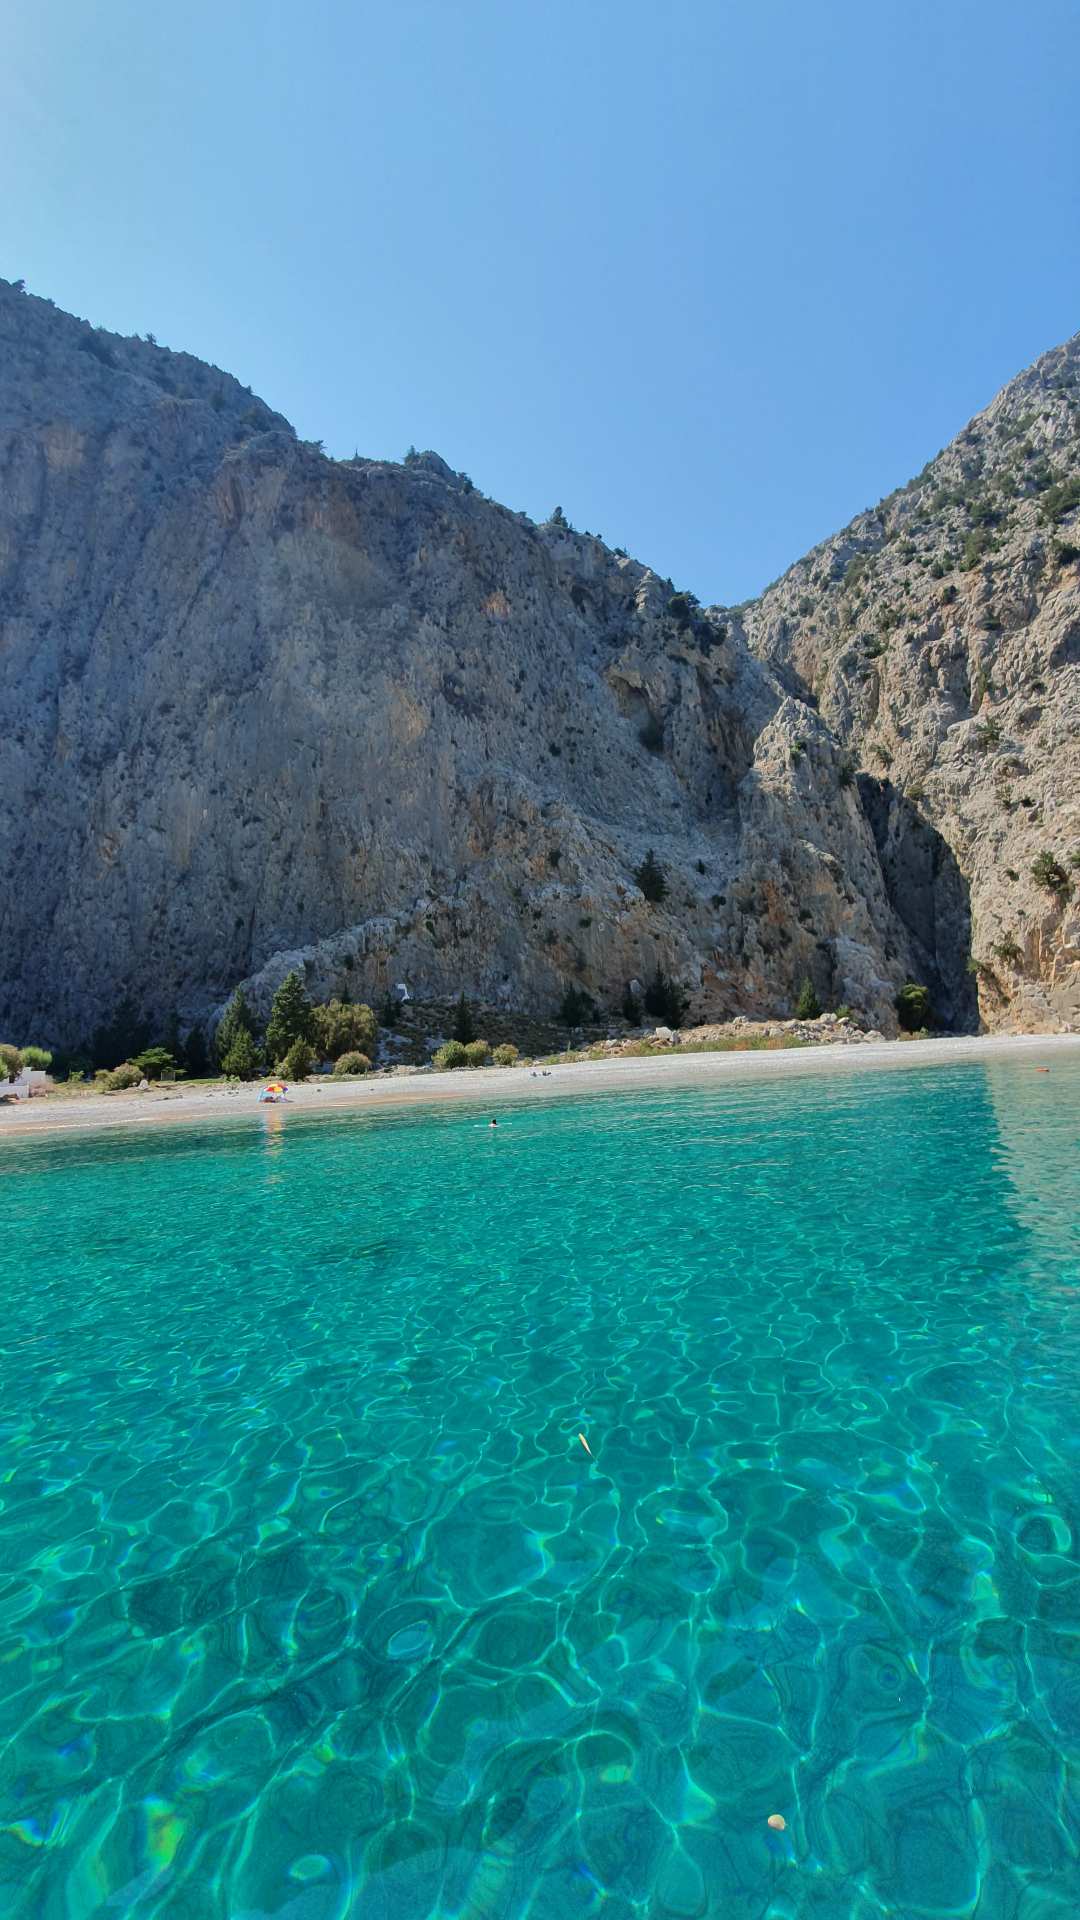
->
[4, 0, 1078, 604]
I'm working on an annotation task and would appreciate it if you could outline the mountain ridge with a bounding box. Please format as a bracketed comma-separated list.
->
[1, 279, 1076, 1046]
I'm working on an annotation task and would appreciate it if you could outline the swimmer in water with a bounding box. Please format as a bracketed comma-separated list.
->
[489, 1118, 498, 1128]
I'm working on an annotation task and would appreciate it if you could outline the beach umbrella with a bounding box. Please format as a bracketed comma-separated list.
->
[265, 1081, 286, 1094]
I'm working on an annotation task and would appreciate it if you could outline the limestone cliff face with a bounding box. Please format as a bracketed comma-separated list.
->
[0, 279, 1075, 1044]
[741, 333, 1080, 1032]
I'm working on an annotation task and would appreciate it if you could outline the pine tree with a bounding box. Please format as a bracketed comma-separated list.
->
[634, 850, 667, 904]
[92, 995, 149, 1070]
[895, 983, 933, 1032]
[558, 984, 595, 1026]
[281, 1037, 315, 1081]
[132, 1045, 178, 1081]
[794, 977, 821, 1020]
[184, 1025, 210, 1078]
[222, 1029, 261, 1080]
[214, 986, 256, 1067]
[266, 970, 315, 1064]
[451, 992, 476, 1044]
[643, 967, 686, 1028]
[312, 999, 377, 1061]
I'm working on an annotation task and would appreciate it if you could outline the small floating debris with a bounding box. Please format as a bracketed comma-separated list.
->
[767, 1814, 786, 1832]
[578, 1433, 593, 1457]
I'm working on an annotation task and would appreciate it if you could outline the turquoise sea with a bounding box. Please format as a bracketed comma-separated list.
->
[1, 1055, 1079, 1919]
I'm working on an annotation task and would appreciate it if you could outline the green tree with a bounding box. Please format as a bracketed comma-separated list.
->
[92, 996, 149, 1070]
[794, 978, 821, 1020]
[0, 1044, 22, 1081]
[19, 1046, 52, 1071]
[266, 971, 315, 1063]
[895, 983, 934, 1032]
[1031, 851, 1073, 899]
[53, 1045, 92, 1081]
[281, 1037, 315, 1080]
[643, 968, 686, 1028]
[132, 1046, 179, 1081]
[620, 985, 642, 1027]
[105, 1062, 142, 1090]
[214, 987, 257, 1066]
[184, 1025, 210, 1077]
[960, 527, 995, 571]
[332, 1050, 371, 1076]
[433, 1040, 468, 1069]
[312, 999, 377, 1061]
[634, 850, 667, 903]
[1040, 474, 1080, 523]
[558, 985, 595, 1026]
[667, 592, 698, 629]
[221, 1030, 261, 1080]
[451, 993, 476, 1044]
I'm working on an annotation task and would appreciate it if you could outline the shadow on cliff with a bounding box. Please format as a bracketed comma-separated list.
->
[857, 775, 979, 1033]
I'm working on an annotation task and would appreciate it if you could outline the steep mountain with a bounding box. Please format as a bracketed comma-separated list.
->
[742, 334, 1080, 1033]
[0, 278, 1076, 1047]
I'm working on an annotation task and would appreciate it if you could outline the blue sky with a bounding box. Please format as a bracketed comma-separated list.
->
[4, 0, 1078, 603]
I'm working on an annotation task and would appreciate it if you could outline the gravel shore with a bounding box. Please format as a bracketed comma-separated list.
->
[3, 1032, 1078, 1141]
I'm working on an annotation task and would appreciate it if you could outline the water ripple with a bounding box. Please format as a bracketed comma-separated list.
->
[0, 1058, 1078, 1915]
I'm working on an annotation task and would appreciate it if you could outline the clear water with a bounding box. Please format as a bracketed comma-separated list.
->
[1, 1058, 1079, 1919]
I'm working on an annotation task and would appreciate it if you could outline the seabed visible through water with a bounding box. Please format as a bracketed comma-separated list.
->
[1, 1052, 1078, 1917]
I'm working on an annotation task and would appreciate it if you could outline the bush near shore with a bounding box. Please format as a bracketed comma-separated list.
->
[11, 969, 937, 1094]
[432, 1038, 521, 1070]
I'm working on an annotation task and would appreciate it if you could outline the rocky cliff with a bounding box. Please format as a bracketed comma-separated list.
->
[741, 332, 1080, 1032]
[0, 279, 1076, 1045]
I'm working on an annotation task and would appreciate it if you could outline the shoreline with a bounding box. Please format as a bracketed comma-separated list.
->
[2, 1032, 1078, 1142]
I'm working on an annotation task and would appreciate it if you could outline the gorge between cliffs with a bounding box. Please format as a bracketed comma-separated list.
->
[1, 278, 1078, 1049]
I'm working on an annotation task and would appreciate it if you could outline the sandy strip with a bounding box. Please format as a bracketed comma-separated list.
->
[1, 1032, 1078, 1143]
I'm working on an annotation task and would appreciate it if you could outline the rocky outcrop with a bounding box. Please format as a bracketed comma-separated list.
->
[586, 1012, 886, 1055]
[0, 279, 1076, 1045]
[740, 334, 1080, 1032]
